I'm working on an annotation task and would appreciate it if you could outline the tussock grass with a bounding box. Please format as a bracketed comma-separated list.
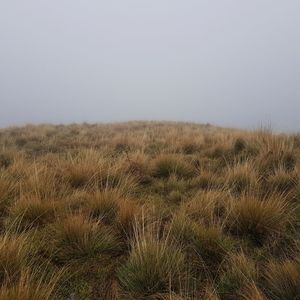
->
[8, 197, 57, 231]
[0, 121, 300, 298]
[239, 284, 267, 300]
[266, 169, 298, 193]
[202, 287, 221, 300]
[182, 190, 231, 226]
[116, 198, 138, 238]
[192, 170, 221, 190]
[227, 194, 292, 245]
[0, 233, 31, 285]
[48, 215, 120, 263]
[169, 214, 234, 279]
[123, 153, 153, 184]
[153, 156, 195, 179]
[0, 271, 59, 300]
[233, 138, 247, 154]
[0, 177, 17, 216]
[66, 164, 94, 188]
[191, 225, 234, 270]
[252, 133, 297, 177]
[85, 189, 120, 224]
[117, 222, 186, 298]
[225, 162, 259, 194]
[218, 253, 257, 299]
[0, 152, 13, 169]
[263, 259, 300, 300]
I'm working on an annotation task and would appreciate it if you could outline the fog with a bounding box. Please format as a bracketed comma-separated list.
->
[0, 1, 299, 132]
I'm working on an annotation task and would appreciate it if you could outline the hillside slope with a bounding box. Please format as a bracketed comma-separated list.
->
[0, 122, 300, 299]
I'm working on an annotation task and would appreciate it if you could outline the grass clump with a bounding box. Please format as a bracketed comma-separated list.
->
[117, 229, 185, 298]
[124, 155, 153, 184]
[153, 156, 194, 179]
[0, 153, 13, 169]
[191, 226, 234, 270]
[169, 215, 233, 276]
[225, 162, 258, 194]
[49, 215, 120, 263]
[257, 150, 297, 175]
[0, 272, 58, 300]
[227, 194, 291, 245]
[66, 165, 94, 188]
[239, 284, 267, 300]
[181, 141, 201, 154]
[218, 253, 257, 300]
[0, 234, 31, 285]
[182, 190, 230, 226]
[233, 138, 247, 154]
[192, 171, 220, 190]
[264, 259, 300, 300]
[115, 199, 138, 238]
[8, 197, 56, 231]
[85, 189, 120, 224]
[266, 169, 298, 193]
[0, 178, 16, 217]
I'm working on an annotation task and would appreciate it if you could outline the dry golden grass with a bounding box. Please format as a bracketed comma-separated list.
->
[227, 193, 293, 245]
[0, 121, 299, 299]
[218, 253, 258, 299]
[238, 284, 267, 300]
[263, 259, 300, 299]
[0, 271, 61, 300]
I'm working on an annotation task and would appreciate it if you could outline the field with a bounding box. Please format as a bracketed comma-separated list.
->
[0, 121, 300, 300]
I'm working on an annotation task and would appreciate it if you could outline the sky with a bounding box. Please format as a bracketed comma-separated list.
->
[0, 1, 299, 132]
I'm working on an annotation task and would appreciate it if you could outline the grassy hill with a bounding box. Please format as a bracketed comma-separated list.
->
[0, 121, 300, 299]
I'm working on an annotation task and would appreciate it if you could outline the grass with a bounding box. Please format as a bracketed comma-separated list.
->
[225, 162, 259, 194]
[117, 224, 186, 298]
[8, 197, 57, 231]
[0, 177, 16, 217]
[0, 233, 31, 285]
[0, 121, 299, 299]
[84, 189, 120, 224]
[218, 253, 257, 300]
[48, 215, 121, 263]
[182, 190, 231, 225]
[227, 194, 292, 245]
[152, 156, 195, 179]
[239, 284, 267, 300]
[263, 259, 300, 300]
[0, 272, 59, 300]
[265, 169, 298, 193]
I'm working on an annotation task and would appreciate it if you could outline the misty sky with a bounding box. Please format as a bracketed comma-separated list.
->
[0, 1, 299, 131]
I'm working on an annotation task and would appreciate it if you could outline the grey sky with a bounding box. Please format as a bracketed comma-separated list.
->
[0, 1, 299, 131]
